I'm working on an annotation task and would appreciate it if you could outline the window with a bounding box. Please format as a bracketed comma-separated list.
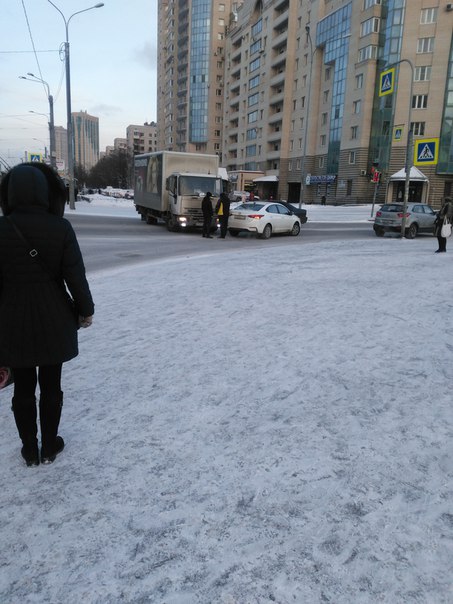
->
[320, 134, 326, 146]
[249, 75, 260, 89]
[420, 8, 437, 24]
[364, 0, 381, 8]
[360, 17, 380, 37]
[417, 37, 434, 53]
[319, 157, 325, 168]
[349, 151, 356, 164]
[351, 126, 358, 139]
[411, 121, 425, 136]
[248, 93, 259, 107]
[414, 66, 431, 81]
[251, 19, 262, 38]
[353, 100, 361, 114]
[288, 161, 293, 171]
[356, 74, 364, 89]
[412, 94, 428, 109]
[325, 68, 331, 81]
[250, 40, 261, 55]
[323, 90, 329, 103]
[246, 145, 256, 157]
[250, 58, 260, 72]
[358, 45, 378, 62]
[248, 111, 258, 123]
[322, 112, 328, 125]
[301, 96, 305, 108]
[247, 128, 257, 140]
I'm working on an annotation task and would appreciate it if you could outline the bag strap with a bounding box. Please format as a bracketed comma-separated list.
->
[6, 217, 57, 280]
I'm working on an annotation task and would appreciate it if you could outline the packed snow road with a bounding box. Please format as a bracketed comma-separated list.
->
[67, 211, 375, 274]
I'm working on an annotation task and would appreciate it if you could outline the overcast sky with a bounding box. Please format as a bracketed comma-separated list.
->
[0, 0, 158, 168]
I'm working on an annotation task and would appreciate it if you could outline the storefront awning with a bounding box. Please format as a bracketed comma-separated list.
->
[253, 175, 279, 182]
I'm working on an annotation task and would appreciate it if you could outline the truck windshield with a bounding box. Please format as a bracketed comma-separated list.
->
[179, 176, 220, 196]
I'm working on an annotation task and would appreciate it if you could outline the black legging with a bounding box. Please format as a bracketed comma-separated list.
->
[12, 364, 62, 400]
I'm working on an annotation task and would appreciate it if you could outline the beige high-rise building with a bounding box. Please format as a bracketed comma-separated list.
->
[54, 126, 68, 171]
[157, 1, 453, 205]
[157, 1, 239, 155]
[71, 110, 99, 171]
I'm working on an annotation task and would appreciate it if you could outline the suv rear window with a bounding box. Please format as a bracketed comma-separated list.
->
[381, 204, 403, 212]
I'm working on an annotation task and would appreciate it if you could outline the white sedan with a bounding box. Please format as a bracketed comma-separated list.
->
[228, 202, 301, 239]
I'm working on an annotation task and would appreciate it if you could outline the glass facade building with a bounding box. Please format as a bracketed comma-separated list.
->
[189, 0, 211, 142]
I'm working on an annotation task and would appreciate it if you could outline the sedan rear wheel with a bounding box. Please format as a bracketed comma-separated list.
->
[261, 223, 272, 239]
[228, 229, 240, 237]
[374, 227, 385, 237]
[290, 222, 301, 236]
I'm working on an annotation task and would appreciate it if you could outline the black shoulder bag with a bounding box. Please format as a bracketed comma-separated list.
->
[7, 217, 79, 328]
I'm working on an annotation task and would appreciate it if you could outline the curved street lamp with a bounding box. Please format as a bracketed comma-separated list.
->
[47, 1, 104, 208]
[19, 74, 56, 168]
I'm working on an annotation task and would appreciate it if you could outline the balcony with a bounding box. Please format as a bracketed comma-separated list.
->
[271, 31, 288, 50]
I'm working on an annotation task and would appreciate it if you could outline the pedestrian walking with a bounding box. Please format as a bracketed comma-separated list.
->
[434, 196, 453, 253]
[0, 163, 95, 466]
[201, 191, 214, 238]
[215, 192, 231, 239]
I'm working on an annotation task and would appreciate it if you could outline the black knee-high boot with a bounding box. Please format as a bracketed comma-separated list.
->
[11, 397, 39, 466]
[39, 391, 65, 464]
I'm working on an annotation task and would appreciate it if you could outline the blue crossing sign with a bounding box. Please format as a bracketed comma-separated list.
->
[379, 68, 395, 96]
[28, 153, 42, 162]
[414, 138, 439, 166]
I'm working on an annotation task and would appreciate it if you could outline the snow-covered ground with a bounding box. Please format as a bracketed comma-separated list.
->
[1, 196, 452, 603]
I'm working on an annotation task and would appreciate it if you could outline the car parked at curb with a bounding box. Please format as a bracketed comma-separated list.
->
[274, 201, 308, 224]
[228, 202, 301, 239]
[373, 202, 437, 238]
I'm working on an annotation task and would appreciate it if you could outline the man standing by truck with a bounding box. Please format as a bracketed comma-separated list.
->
[202, 192, 214, 238]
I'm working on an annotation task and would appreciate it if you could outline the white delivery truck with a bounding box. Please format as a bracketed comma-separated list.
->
[134, 151, 225, 231]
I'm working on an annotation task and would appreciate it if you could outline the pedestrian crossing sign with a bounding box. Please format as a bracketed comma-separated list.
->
[379, 68, 395, 97]
[28, 153, 42, 162]
[414, 138, 439, 166]
[393, 125, 404, 142]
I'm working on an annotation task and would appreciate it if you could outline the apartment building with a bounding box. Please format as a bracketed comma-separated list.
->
[126, 122, 158, 155]
[72, 110, 99, 172]
[157, 0, 238, 155]
[54, 126, 68, 171]
[223, 0, 453, 205]
[155, 1, 453, 205]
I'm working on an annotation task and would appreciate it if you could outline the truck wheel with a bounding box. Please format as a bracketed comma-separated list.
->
[166, 216, 178, 232]
[146, 214, 157, 225]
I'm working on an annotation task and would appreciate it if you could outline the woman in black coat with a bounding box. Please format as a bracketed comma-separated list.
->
[434, 196, 453, 253]
[0, 163, 94, 466]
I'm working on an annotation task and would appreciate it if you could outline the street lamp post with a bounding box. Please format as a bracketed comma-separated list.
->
[19, 74, 56, 169]
[384, 59, 414, 238]
[299, 25, 315, 209]
[47, 1, 104, 209]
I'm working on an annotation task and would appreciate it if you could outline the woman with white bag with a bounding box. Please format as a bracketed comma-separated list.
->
[434, 197, 453, 253]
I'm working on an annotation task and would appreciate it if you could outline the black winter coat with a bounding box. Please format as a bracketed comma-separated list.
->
[202, 195, 214, 218]
[0, 206, 94, 368]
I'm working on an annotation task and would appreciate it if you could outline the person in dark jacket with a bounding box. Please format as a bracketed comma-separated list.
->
[0, 163, 94, 466]
[215, 192, 231, 239]
[434, 196, 453, 253]
[201, 191, 214, 238]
